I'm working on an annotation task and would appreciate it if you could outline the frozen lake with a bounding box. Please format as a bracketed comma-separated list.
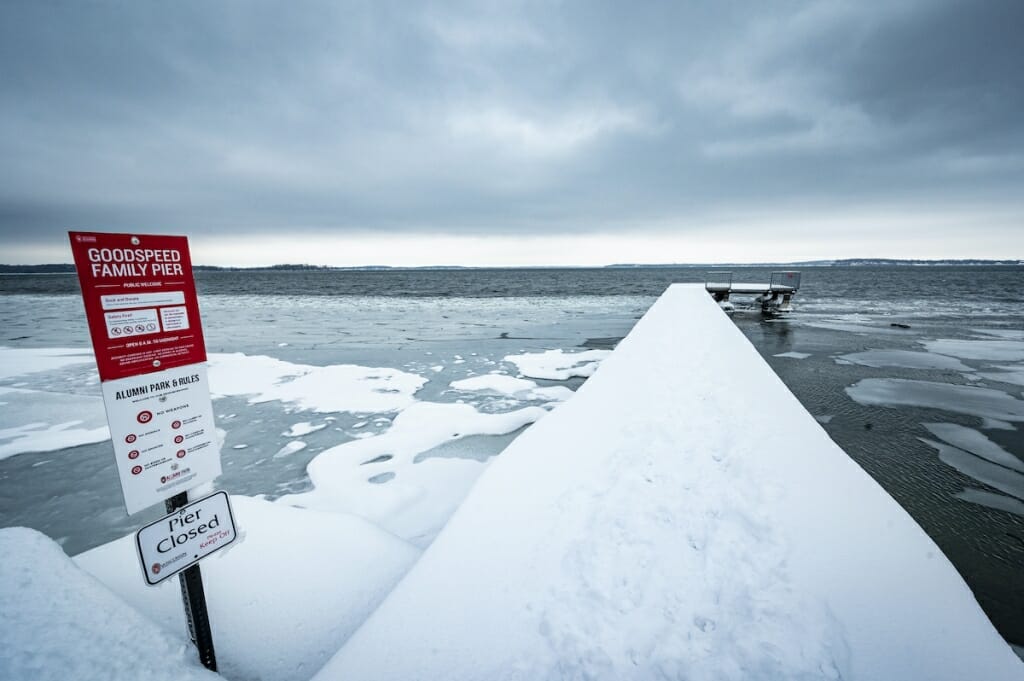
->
[1, 265, 1023, 646]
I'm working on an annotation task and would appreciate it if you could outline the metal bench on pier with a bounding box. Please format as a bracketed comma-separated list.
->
[705, 271, 801, 313]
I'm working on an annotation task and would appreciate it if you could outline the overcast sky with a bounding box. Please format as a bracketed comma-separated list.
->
[2, 0, 1022, 265]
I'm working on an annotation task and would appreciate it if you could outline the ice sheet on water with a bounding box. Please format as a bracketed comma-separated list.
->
[982, 418, 1015, 431]
[977, 366, 1024, 388]
[278, 402, 547, 545]
[922, 423, 1024, 473]
[919, 438, 1024, 500]
[922, 339, 1024, 362]
[283, 421, 327, 437]
[208, 352, 426, 413]
[846, 378, 1024, 422]
[0, 387, 109, 460]
[0, 346, 94, 381]
[972, 328, 1024, 340]
[503, 348, 611, 380]
[956, 488, 1024, 517]
[837, 350, 971, 371]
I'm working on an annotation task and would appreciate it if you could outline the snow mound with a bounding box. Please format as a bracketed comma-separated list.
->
[207, 353, 426, 413]
[75, 496, 419, 681]
[503, 348, 611, 380]
[0, 527, 216, 681]
[316, 285, 1023, 681]
[279, 402, 547, 545]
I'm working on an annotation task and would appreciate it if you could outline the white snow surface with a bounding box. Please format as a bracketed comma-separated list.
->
[279, 401, 547, 546]
[503, 348, 611, 380]
[1, 527, 216, 681]
[449, 374, 574, 402]
[316, 285, 1023, 681]
[207, 352, 426, 413]
[75, 496, 419, 681]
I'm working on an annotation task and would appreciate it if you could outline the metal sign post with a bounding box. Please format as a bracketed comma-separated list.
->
[166, 492, 219, 672]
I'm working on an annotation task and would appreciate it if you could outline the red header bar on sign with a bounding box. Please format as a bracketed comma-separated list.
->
[69, 231, 208, 382]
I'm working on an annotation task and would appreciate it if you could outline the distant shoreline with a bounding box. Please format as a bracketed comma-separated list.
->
[1, 259, 1022, 274]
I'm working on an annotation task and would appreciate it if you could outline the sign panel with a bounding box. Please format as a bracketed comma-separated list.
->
[101, 363, 222, 514]
[68, 231, 207, 382]
[136, 491, 237, 586]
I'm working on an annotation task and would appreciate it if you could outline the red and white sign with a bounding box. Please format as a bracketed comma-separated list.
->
[69, 231, 222, 515]
[135, 491, 237, 586]
[68, 231, 207, 382]
[101, 363, 222, 514]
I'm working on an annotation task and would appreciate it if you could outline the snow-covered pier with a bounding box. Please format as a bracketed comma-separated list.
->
[317, 284, 1021, 681]
[706, 270, 801, 312]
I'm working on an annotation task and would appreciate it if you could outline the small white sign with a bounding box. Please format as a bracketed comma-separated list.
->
[101, 290, 186, 311]
[101, 362, 222, 514]
[104, 308, 160, 339]
[136, 490, 237, 586]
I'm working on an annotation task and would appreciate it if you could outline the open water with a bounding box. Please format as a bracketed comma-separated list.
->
[2, 265, 1023, 645]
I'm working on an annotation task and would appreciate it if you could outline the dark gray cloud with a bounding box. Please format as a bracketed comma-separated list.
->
[1, 0, 1022, 260]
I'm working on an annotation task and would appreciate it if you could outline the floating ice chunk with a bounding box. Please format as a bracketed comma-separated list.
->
[274, 440, 308, 459]
[504, 349, 611, 380]
[450, 374, 576, 403]
[815, 415, 835, 424]
[921, 339, 1024, 362]
[431, 365, 444, 372]
[529, 386, 575, 402]
[0, 346, 94, 380]
[774, 351, 811, 359]
[277, 342, 289, 347]
[1, 527, 216, 681]
[846, 378, 1024, 422]
[451, 375, 538, 394]
[977, 367, 1024, 388]
[75, 496, 419, 681]
[837, 350, 971, 371]
[922, 423, 1024, 473]
[982, 418, 1015, 431]
[232, 444, 248, 450]
[0, 387, 109, 460]
[956, 488, 1024, 516]
[279, 402, 547, 544]
[208, 353, 426, 413]
[283, 421, 327, 437]
[919, 438, 1024, 499]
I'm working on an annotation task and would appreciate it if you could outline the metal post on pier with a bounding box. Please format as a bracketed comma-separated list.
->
[165, 491, 218, 672]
